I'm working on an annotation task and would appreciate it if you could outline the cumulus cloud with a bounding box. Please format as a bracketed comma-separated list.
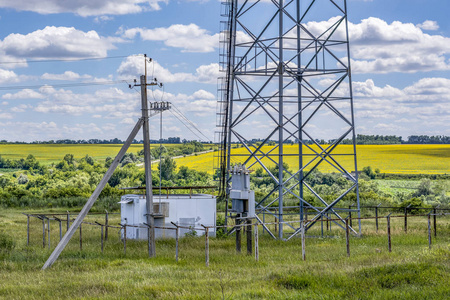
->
[117, 55, 220, 84]
[303, 17, 450, 73]
[0, 0, 168, 17]
[120, 24, 219, 53]
[2, 89, 45, 100]
[0, 68, 20, 83]
[41, 71, 92, 81]
[0, 26, 119, 61]
[417, 20, 439, 31]
[351, 78, 450, 136]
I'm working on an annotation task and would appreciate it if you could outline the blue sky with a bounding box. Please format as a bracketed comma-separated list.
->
[0, 0, 449, 142]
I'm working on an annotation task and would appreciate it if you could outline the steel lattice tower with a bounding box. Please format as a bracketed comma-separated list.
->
[216, 0, 360, 239]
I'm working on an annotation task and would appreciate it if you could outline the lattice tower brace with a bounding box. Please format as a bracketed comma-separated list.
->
[218, 0, 361, 239]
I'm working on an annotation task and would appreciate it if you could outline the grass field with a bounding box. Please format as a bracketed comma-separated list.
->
[0, 209, 449, 299]
[176, 144, 450, 174]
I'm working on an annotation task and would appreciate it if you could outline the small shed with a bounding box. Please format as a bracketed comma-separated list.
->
[120, 194, 216, 239]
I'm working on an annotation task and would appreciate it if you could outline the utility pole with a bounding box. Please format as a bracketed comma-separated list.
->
[42, 54, 163, 269]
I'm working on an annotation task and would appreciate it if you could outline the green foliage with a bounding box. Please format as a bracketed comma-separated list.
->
[158, 157, 177, 181]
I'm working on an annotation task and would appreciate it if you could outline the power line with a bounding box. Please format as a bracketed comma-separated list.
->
[171, 104, 212, 142]
[0, 80, 132, 91]
[168, 109, 206, 142]
[0, 55, 138, 65]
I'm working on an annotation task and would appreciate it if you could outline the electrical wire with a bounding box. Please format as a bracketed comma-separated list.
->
[168, 109, 206, 142]
[0, 80, 133, 91]
[0, 54, 140, 65]
[171, 104, 212, 142]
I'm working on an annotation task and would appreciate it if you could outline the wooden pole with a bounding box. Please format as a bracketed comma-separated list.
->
[349, 205, 353, 228]
[236, 218, 241, 253]
[58, 219, 62, 241]
[101, 225, 104, 253]
[254, 224, 259, 262]
[404, 207, 408, 233]
[47, 218, 50, 249]
[123, 225, 127, 255]
[387, 215, 391, 253]
[42, 218, 45, 248]
[203, 225, 209, 267]
[171, 222, 179, 262]
[433, 208, 437, 237]
[345, 218, 350, 257]
[246, 219, 252, 255]
[26, 215, 30, 247]
[375, 207, 379, 232]
[79, 223, 82, 251]
[105, 210, 109, 241]
[42, 118, 144, 270]
[428, 214, 432, 250]
[66, 211, 70, 231]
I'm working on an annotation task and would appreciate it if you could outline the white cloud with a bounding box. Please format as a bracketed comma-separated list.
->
[417, 20, 439, 31]
[41, 71, 92, 81]
[120, 24, 220, 53]
[0, 26, 119, 61]
[117, 55, 220, 84]
[0, 68, 20, 83]
[304, 17, 450, 73]
[0, 112, 13, 119]
[0, 0, 168, 17]
[2, 89, 45, 100]
[351, 78, 450, 136]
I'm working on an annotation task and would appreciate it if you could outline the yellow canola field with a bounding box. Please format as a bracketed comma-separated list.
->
[175, 144, 450, 175]
[0, 144, 448, 174]
[0, 144, 176, 164]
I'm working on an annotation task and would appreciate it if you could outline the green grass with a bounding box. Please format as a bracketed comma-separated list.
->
[1, 209, 449, 299]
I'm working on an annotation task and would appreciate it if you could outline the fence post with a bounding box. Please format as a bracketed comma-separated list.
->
[246, 219, 252, 255]
[349, 205, 352, 228]
[301, 221, 306, 261]
[346, 218, 350, 257]
[387, 214, 392, 253]
[202, 225, 209, 267]
[101, 225, 104, 253]
[321, 215, 324, 237]
[123, 225, 127, 255]
[171, 222, 179, 262]
[428, 213, 432, 250]
[433, 207, 437, 237]
[105, 210, 109, 241]
[79, 223, 82, 251]
[95, 222, 104, 253]
[404, 204, 411, 233]
[376, 203, 381, 232]
[254, 223, 259, 262]
[42, 217, 46, 248]
[47, 217, 51, 249]
[236, 218, 241, 253]
[54, 217, 62, 242]
[66, 211, 70, 231]
[26, 215, 30, 247]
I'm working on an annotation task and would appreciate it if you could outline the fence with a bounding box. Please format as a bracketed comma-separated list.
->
[23, 206, 450, 267]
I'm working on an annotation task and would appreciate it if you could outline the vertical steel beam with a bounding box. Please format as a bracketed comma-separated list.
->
[278, 0, 284, 239]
